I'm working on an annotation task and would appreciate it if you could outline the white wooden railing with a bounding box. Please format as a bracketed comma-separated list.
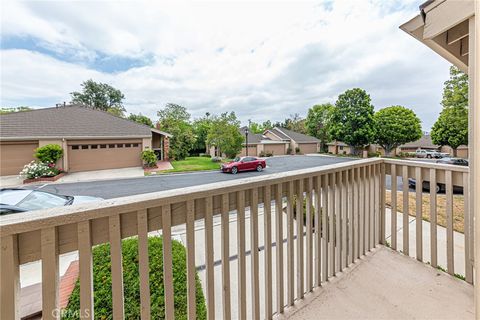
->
[0, 157, 472, 319]
[383, 159, 472, 283]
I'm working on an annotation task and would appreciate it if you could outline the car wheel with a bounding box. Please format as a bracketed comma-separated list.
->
[427, 154, 432, 158]
[256, 165, 263, 172]
[231, 166, 238, 174]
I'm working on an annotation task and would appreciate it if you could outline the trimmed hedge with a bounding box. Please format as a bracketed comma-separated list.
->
[63, 236, 206, 319]
[35, 144, 63, 164]
[141, 149, 157, 167]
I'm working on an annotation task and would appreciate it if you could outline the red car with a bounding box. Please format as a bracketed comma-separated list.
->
[221, 156, 266, 174]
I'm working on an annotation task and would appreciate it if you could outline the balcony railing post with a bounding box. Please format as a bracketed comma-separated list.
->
[380, 163, 386, 245]
[0, 234, 20, 320]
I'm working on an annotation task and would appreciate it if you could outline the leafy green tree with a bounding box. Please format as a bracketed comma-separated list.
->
[71, 79, 126, 116]
[431, 66, 469, 157]
[329, 88, 376, 154]
[128, 113, 154, 127]
[441, 66, 468, 109]
[0, 106, 32, 114]
[192, 113, 214, 153]
[305, 103, 335, 152]
[282, 113, 306, 133]
[262, 120, 274, 131]
[431, 106, 468, 156]
[206, 112, 243, 158]
[157, 103, 195, 160]
[374, 106, 422, 156]
[248, 121, 265, 134]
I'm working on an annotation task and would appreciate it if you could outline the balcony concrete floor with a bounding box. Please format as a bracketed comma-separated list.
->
[279, 246, 474, 320]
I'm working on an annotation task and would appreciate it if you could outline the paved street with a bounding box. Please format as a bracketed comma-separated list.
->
[26, 155, 356, 199]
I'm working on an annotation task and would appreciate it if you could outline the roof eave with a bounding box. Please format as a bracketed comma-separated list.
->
[0, 135, 152, 141]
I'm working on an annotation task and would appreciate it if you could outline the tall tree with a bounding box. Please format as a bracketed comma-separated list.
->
[206, 112, 243, 158]
[374, 106, 422, 156]
[283, 113, 306, 133]
[431, 106, 468, 156]
[128, 113, 154, 127]
[431, 66, 469, 157]
[71, 79, 126, 116]
[248, 121, 265, 134]
[305, 103, 335, 152]
[441, 66, 468, 109]
[261, 120, 274, 131]
[192, 112, 214, 153]
[329, 88, 376, 154]
[157, 103, 195, 160]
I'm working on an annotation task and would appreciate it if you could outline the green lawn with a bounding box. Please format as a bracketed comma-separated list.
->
[162, 157, 230, 173]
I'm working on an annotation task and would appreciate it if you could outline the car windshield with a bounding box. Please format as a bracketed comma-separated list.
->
[0, 190, 32, 205]
[16, 191, 70, 211]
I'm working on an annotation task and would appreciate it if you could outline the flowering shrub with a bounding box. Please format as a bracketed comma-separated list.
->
[19, 161, 61, 179]
[35, 144, 64, 164]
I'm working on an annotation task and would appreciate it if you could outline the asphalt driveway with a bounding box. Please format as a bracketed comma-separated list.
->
[27, 155, 356, 199]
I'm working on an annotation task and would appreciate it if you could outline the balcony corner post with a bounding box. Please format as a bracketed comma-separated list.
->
[0, 234, 20, 320]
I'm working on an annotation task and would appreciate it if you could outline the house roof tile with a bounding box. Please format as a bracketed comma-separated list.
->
[272, 127, 319, 143]
[0, 105, 154, 139]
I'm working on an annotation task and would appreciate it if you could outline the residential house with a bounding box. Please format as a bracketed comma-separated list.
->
[262, 127, 320, 154]
[327, 141, 380, 155]
[1, 1, 478, 319]
[0, 104, 171, 175]
[398, 134, 468, 158]
[210, 126, 319, 157]
[327, 140, 352, 155]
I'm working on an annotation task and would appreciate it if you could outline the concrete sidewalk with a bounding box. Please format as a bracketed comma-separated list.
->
[54, 167, 145, 183]
[0, 175, 24, 187]
[1, 167, 145, 188]
[385, 208, 466, 276]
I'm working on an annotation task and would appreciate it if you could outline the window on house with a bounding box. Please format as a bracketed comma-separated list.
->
[117, 144, 124, 148]
[339, 146, 344, 151]
[72, 145, 79, 150]
[100, 144, 107, 149]
[125, 144, 131, 148]
[108, 144, 115, 148]
[132, 143, 139, 147]
[91, 145, 98, 149]
[81, 145, 89, 150]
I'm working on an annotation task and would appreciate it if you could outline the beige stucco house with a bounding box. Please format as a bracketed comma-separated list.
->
[0, 104, 171, 175]
[262, 127, 320, 155]
[209, 126, 320, 157]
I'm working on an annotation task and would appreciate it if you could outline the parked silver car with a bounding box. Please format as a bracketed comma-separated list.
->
[0, 188, 103, 214]
[408, 157, 467, 193]
[415, 149, 442, 159]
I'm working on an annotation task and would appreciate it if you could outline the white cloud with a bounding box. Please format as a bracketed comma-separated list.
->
[1, 0, 451, 130]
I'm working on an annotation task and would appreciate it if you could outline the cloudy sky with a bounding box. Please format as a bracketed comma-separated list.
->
[1, 0, 451, 130]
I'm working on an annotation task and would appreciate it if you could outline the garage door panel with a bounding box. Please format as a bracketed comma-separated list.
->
[298, 143, 318, 154]
[263, 144, 285, 155]
[239, 145, 258, 157]
[0, 142, 38, 176]
[68, 142, 142, 172]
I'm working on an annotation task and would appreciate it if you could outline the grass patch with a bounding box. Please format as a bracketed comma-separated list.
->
[161, 157, 231, 173]
[63, 236, 206, 319]
[385, 190, 465, 233]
